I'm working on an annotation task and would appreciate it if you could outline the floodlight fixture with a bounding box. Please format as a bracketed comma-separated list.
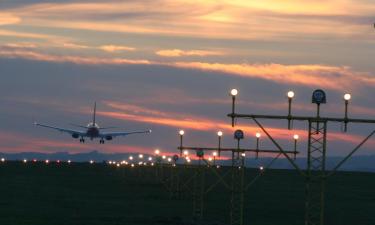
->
[179, 130, 185, 156]
[293, 134, 299, 160]
[343, 93, 351, 132]
[217, 131, 222, 157]
[230, 89, 238, 126]
[255, 132, 261, 159]
[287, 91, 295, 129]
[230, 89, 238, 96]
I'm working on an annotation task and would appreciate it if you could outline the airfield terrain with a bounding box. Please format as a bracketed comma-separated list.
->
[0, 162, 374, 225]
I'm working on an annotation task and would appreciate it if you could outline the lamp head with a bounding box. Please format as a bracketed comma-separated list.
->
[179, 130, 185, 136]
[217, 131, 223, 137]
[255, 132, 261, 138]
[344, 93, 351, 101]
[293, 134, 299, 140]
[230, 89, 238, 96]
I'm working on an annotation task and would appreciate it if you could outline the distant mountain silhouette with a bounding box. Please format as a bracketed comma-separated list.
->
[0, 151, 374, 172]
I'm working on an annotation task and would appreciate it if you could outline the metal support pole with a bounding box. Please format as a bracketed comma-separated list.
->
[218, 135, 222, 157]
[230, 140, 245, 225]
[305, 121, 327, 225]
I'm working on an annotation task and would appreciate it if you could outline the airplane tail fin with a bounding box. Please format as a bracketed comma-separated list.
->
[93, 102, 96, 125]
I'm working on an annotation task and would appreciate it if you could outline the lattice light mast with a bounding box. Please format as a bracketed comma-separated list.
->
[228, 89, 375, 225]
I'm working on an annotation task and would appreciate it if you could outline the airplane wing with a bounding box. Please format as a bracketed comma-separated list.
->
[34, 122, 86, 136]
[100, 130, 152, 138]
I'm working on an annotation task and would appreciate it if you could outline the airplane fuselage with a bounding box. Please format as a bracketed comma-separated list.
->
[86, 123, 100, 139]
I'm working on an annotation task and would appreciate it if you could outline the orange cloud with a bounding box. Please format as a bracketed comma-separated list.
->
[0, 13, 21, 25]
[99, 45, 136, 52]
[156, 49, 224, 57]
[0, 48, 374, 92]
[173, 62, 375, 91]
[0, 49, 150, 65]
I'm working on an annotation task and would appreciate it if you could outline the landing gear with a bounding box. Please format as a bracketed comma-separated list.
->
[100, 139, 105, 144]
[79, 138, 85, 143]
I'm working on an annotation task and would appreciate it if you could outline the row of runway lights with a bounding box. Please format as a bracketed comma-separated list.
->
[0, 157, 264, 171]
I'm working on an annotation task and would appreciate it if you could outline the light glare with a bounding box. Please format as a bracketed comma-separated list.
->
[287, 91, 295, 98]
[344, 93, 351, 101]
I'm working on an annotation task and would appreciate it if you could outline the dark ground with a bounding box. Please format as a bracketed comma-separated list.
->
[0, 162, 374, 225]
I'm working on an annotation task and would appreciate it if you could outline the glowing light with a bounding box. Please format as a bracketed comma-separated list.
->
[68, 160, 71, 164]
[344, 93, 351, 101]
[256, 132, 261, 138]
[151, 163, 154, 166]
[1, 158, 5, 162]
[212, 152, 217, 157]
[139, 154, 143, 159]
[23, 159, 27, 163]
[116, 163, 120, 167]
[154, 149, 160, 155]
[217, 131, 223, 137]
[241, 153, 246, 157]
[167, 157, 172, 162]
[56, 160, 60, 164]
[129, 156, 133, 160]
[230, 89, 238, 96]
[183, 150, 189, 156]
[260, 166, 264, 171]
[293, 134, 299, 140]
[179, 130, 185, 136]
[33, 159, 37, 163]
[187, 159, 191, 163]
[131, 163, 135, 167]
[138, 161, 143, 165]
[45, 159, 49, 164]
[208, 157, 213, 161]
[90, 160, 94, 164]
[162, 155, 166, 159]
[287, 91, 295, 98]
[148, 157, 152, 161]
[216, 165, 220, 169]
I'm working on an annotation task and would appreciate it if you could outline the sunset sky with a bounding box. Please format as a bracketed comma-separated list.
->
[0, 0, 374, 158]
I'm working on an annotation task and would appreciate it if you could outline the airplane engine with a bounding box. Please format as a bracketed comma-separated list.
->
[105, 136, 113, 141]
[72, 133, 79, 139]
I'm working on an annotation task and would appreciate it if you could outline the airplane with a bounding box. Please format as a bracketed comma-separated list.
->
[34, 102, 151, 144]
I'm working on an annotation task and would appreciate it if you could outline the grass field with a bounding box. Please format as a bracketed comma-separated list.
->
[0, 162, 374, 225]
